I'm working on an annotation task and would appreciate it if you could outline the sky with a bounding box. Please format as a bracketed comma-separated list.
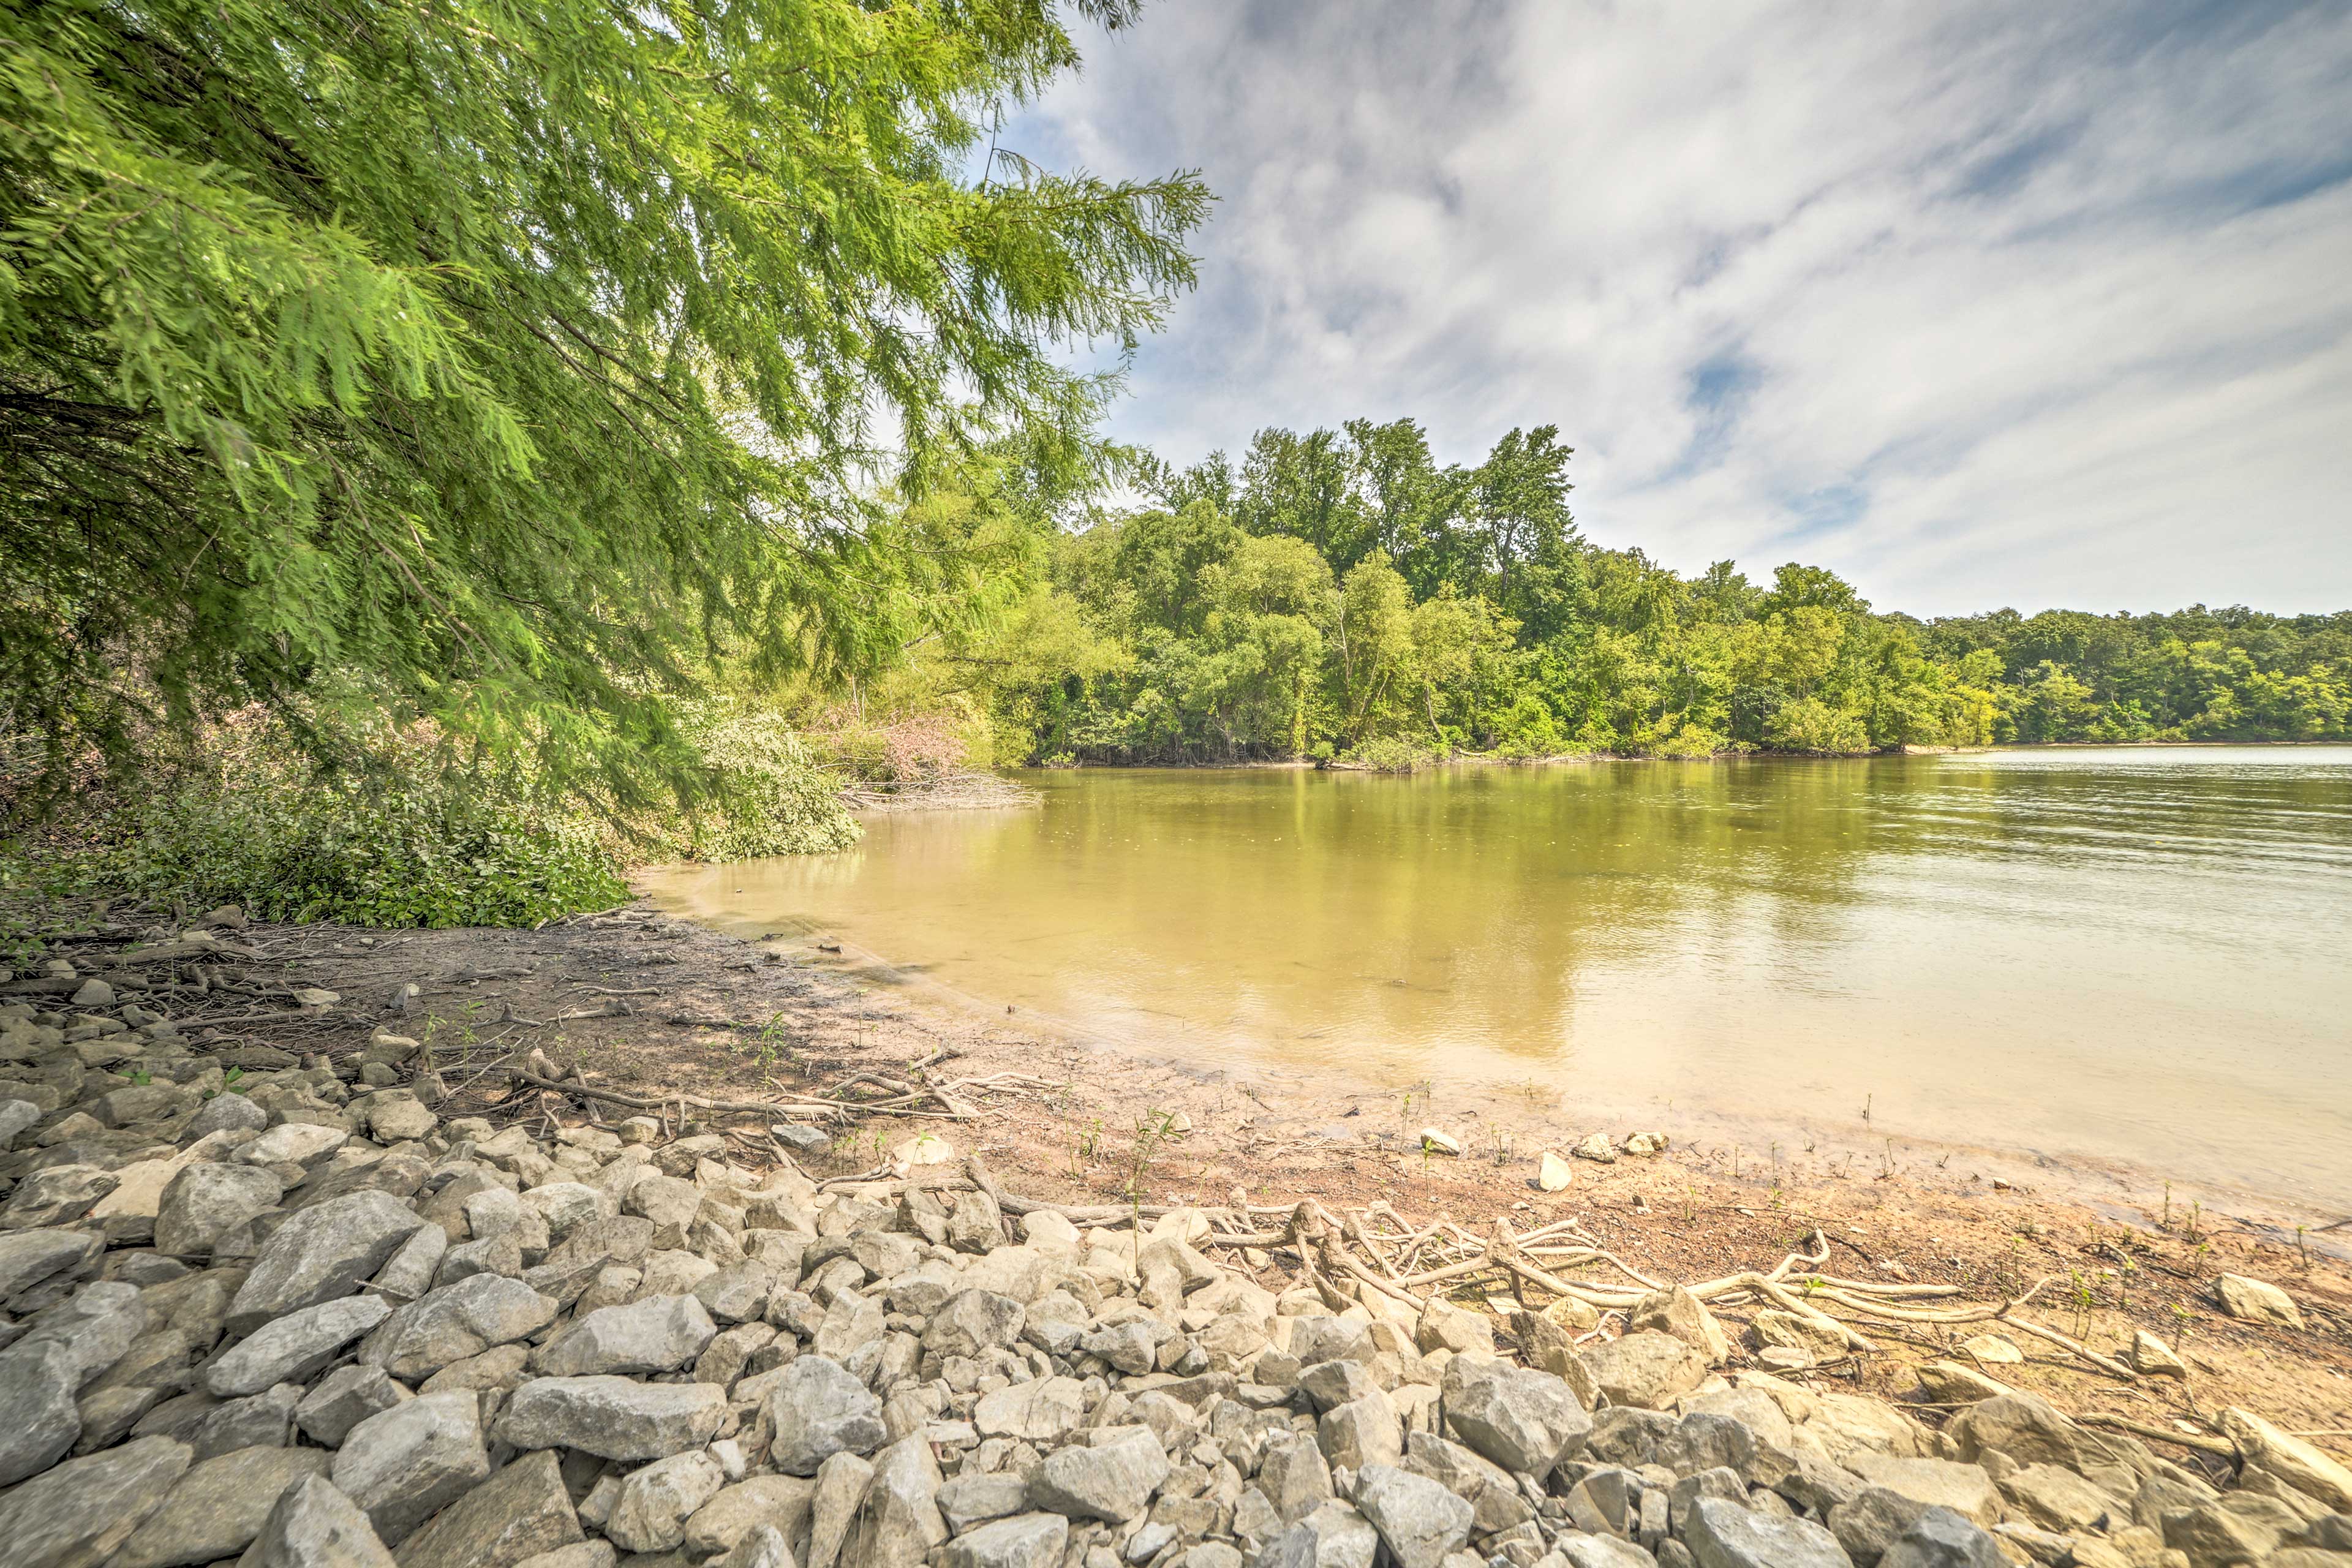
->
[1007, 1, 2352, 618]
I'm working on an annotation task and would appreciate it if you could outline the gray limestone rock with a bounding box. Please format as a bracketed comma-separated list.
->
[0, 1096, 42, 1152]
[939, 1471, 1035, 1533]
[366, 1272, 557, 1381]
[606, 1452, 727, 1553]
[1879, 1509, 2007, 1568]
[0, 1433, 190, 1568]
[368, 1223, 447, 1302]
[113, 1442, 334, 1568]
[693, 1260, 777, 1324]
[1261, 1433, 1338, 1524]
[297, 1363, 412, 1447]
[765, 1354, 889, 1476]
[227, 1191, 426, 1333]
[180, 1092, 268, 1145]
[1028, 1427, 1171, 1524]
[938, 1512, 1070, 1568]
[973, 1374, 1087, 1445]
[1351, 1464, 1475, 1568]
[1830, 1488, 1933, 1566]
[0, 1339, 90, 1485]
[1441, 1356, 1591, 1475]
[923, 1287, 1026, 1358]
[235, 1474, 396, 1568]
[1580, 1331, 1710, 1412]
[204, 1293, 390, 1396]
[1316, 1389, 1404, 1474]
[1687, 1497, 1856, 1568]
[491, 1375, 728, 1460]
[0, 1227, 102, 1303]
[807, 1450, 876, 1568]
[184, 1381, 302, 1458]
[393, 1448, 583, 1568]
[331, 1389, 491, 1545]
[2, 1164, 118, 1228]
[1261, 1502, 1381, 1568]
[842, 1432, 948, 1568]
[681, 1474, 820, 1559]
[532, 1291, 714, 1377]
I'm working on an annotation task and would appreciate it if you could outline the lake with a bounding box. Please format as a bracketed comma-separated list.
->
[641, 748, 2352, 1212]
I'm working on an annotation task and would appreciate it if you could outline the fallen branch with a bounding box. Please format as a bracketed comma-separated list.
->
[2081, 1414, 2237, 1457]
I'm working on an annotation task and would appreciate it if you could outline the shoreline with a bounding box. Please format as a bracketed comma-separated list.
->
[37, 894, 2337, 1454]
[1016, 739, 2352, 774]
[725, 921, 2352, 1251]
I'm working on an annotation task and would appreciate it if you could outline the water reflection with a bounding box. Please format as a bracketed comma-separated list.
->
[641, 749, 2352, 1207]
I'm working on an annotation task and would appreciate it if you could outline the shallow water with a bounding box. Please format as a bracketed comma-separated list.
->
[641, 748, 2352, 1210]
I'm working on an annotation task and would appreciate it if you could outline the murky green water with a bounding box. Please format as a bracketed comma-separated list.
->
[643, 748, 2352, 1210]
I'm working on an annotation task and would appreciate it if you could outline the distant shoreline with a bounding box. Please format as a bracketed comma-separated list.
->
[1011, 737, 2352, 774]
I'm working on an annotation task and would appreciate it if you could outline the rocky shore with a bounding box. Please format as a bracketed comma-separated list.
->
[2, 905, 2349, 1568]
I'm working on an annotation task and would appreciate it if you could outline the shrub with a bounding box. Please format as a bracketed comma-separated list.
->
[1346, 734, 1440, 773]
[1765, 698, 1872, 755]
[104, 767, 629, 927]
[1649, 722, 1732, 759]
[680, 705, 863, 861]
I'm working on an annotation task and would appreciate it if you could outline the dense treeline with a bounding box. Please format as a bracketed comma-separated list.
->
[914, 419, 2352, 764]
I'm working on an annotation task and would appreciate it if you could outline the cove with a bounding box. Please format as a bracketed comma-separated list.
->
[642, 746, 2352, 1210]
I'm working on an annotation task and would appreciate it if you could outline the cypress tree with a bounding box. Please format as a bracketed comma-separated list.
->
[0, 0, 1205, 801]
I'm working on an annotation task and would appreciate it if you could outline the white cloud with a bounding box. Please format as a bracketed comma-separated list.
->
[1010, 0, 2352, 615]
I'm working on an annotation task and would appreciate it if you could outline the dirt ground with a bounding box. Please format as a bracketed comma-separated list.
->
[175, 899, 2352, 1468]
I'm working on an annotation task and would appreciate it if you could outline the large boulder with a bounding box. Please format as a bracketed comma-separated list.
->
[395, 1449, 583, 1568]
[111, 1443, 334, 1568]
[331, 1389, 492, 1545]
[1351, 1464, 1474, 1568]
[1441, 1357, 1591, 1474]
[764, 1355, 888, 1477]
[226, 1191, 426, 1333]
[1580, 1330, 1709, 1409]
[533, 1292, 715, 1377]
[0, 1433, 190, 1568]
[238, 1475, 396, 1568]
[493, 1376, 728, 1460]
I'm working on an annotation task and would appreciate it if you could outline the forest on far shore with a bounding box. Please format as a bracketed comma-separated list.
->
[889, 418, 2352, 769]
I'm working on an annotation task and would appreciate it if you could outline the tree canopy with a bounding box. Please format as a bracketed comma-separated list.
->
[914, 418, 2352, 766]
[1, 0, 1207, 799]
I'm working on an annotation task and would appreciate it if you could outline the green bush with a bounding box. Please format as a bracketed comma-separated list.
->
[682, 706, 862, 861]
[104, 771, 629, 928]
[1344, 734, 1440, 774]
[1764, 698, 1872, 755]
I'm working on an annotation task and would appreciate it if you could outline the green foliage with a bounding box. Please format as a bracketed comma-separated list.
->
[921, 417, 2002, 763]
[911, 415, 2351, 766]
[97, 752, 629, 927]
[680, 706, 862, 861]
[1344, 734, 1439, 773]
[1916, 607, 2351, 742]
[1, 0, 1207, 802]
